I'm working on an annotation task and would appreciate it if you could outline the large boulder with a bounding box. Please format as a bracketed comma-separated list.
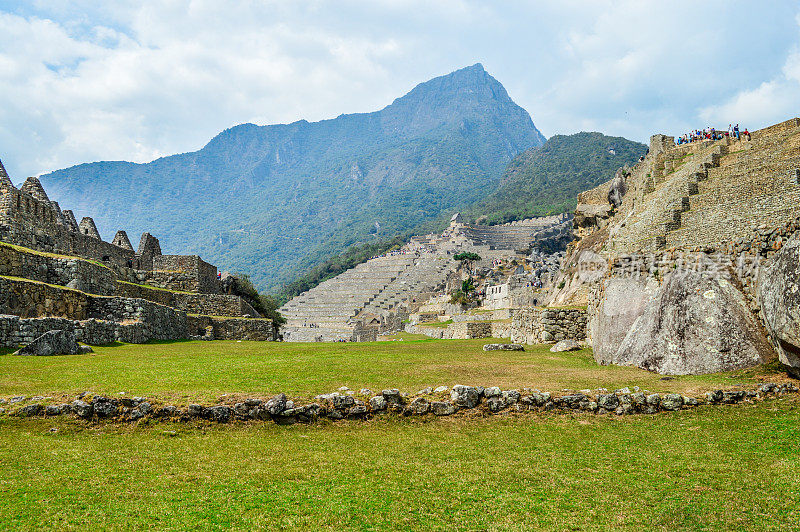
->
[758, 238, 800, 376]
[13, 330, 92, 356]
[590, 276, 659, 364]
[610, 270, 772, 374]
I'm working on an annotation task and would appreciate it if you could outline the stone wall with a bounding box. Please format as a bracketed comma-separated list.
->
[0, 243, 116, 295]
[115, 281, 259, 318]
[88, 297, 188, 342]
[0, 178, 138, 269]
[510, 307, 588, 344]
[483, 280, 540, 310]
[406, 319, 509, 340]
[187, 315, 273, 341]
[172, 293, 259, 318]
[115, 281, 174, 306]
[0, 314, 162, 348]
[600, 118, 800, 255]
[151, 255, 220, 294]
[0, 276, 89, 319]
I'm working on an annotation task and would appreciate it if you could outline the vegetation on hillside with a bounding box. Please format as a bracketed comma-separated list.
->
[230, 273, 286, 325]
[463, 132, 647, 225]
[272, 133, 643, 302]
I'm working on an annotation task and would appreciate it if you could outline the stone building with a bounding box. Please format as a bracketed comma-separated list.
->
[0, 159, 274, 347]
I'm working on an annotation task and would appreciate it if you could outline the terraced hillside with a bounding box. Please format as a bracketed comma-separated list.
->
[280, 214, 572, 342]
[607, 118, 800, 254]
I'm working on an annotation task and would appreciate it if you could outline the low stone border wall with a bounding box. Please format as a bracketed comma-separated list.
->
[5, 382, 796, 424]
[406, 320, 510, 340]
[0, 313, 185, 348]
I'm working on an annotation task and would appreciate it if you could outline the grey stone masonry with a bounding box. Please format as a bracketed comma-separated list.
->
[78, 217, 101, 239]
[187, 315, 273, 341]
[111, 231, 134, 251]
[510, 307, 588, 344]
[0, 242, 116, 296]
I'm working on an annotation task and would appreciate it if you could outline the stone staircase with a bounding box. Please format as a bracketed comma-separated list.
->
[665, 121, 800, 249]
[608, 119, 800, 255]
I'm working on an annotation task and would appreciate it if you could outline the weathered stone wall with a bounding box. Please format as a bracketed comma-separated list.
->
[172, 293, 259, 318]
[88, 297, 187, 341]
[187, 315, 273, 341]
[0, 243, 116, 295]
[0, 314, 159, 348]
[600, 118, 800, 255]
[0, 276, 89, 319]
[115, 281, 174, 306]
[510, 307, 588, 344]
[151, 255, 220, 294]
[405, 319, 508, 340]
[115, 281, 259, 318]
[451, 309, 513, 323]
[0, 179, 138, 269]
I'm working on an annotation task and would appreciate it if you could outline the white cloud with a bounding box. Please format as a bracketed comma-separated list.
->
[0, 1, 799, 179]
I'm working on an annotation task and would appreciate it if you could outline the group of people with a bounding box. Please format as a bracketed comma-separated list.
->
[676, 124, 750, 145]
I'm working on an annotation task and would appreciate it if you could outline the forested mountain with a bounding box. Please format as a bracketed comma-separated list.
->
[40, 63, 545, 291]
[462, 132, 647, 225]
[276, 132, 646, 302]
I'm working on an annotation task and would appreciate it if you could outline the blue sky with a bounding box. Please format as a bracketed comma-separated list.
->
[1, 1, 799, 179]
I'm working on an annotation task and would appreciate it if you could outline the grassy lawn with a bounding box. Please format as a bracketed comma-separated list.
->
[1, 399, 799, 530]
[0, 338, 788, 404]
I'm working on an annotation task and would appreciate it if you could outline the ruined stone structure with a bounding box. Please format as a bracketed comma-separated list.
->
[281, 213, 571, 341]
[0, 159, 273, 346]
[509, 307, 588, 345]
[552, 117, 800, 374]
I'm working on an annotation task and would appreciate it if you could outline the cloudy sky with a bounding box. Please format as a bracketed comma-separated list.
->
[1, 1, 799, 179]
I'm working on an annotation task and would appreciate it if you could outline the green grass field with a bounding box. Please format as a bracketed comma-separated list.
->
[1, 399, 799, 530]
[1, 338, 797, 530]
[0, 338, 787, 404]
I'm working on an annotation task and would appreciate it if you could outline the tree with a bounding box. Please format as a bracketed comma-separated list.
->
[454, 251, 481, 275]
[450, 276, 477, 306]
[231, 273, 286, 326]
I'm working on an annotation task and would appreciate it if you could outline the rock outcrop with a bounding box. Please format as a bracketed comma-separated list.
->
[609, 270, 771, 374]
[758, 238, 800, 376]
[13, 330, 92, 356]
[607, 167, 628, 208]
[590, 276, 660, 364]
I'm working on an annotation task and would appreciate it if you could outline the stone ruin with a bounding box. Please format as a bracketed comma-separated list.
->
[279, 212, 573, 342]
[0, 159, 274, 348]
[547, 117, 800, 376]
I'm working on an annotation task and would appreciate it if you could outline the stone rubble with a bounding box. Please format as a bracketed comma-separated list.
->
[482, 343, 525, 351]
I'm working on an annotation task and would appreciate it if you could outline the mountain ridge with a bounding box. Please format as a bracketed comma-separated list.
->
[40, 64, 545, 292]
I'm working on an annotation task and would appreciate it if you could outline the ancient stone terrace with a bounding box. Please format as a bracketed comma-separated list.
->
[607, 118, 800, 254]
[445, 213, 571, 251]
[280, 254, 420, 341]
[280, 211, 571, 342]
[0, 165, 140, 270]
